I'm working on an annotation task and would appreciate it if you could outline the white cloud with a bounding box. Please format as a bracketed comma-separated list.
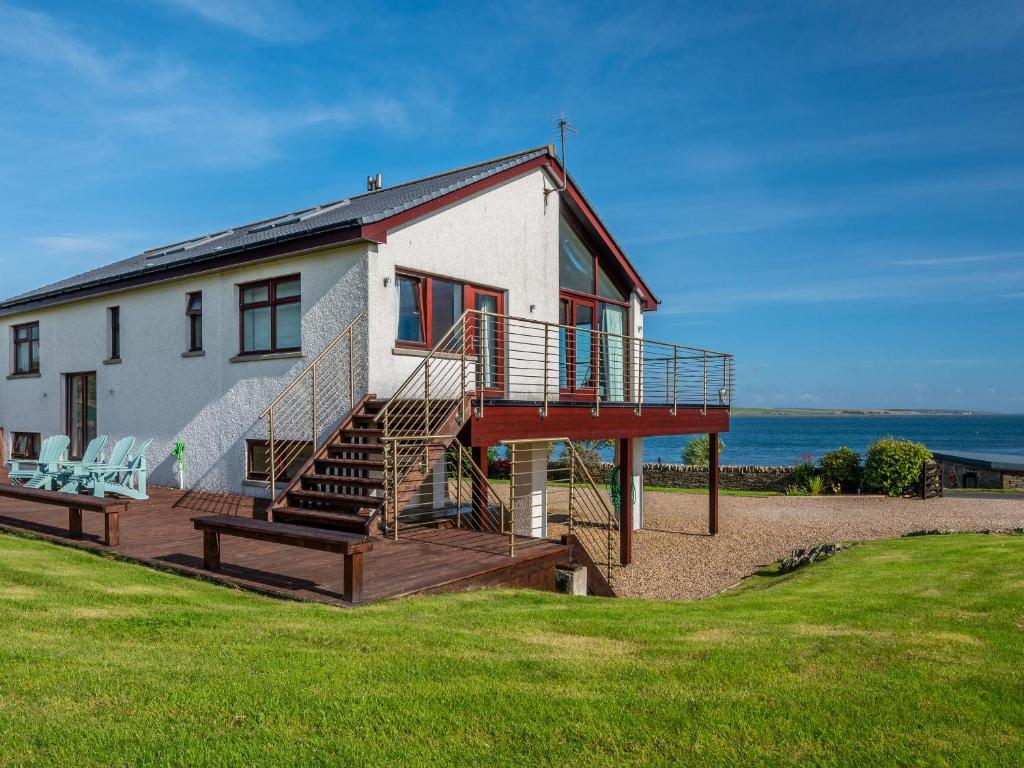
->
[161, 0, 318, 42]
[883, 251, 1024, 267]
[28, 234, 125, 254]
[0, 2, 107, 79]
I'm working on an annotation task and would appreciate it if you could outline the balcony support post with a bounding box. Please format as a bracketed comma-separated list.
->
[618, 437, 633, 566]
[472, 444, 490, 532]
[709, 432, 720, 536]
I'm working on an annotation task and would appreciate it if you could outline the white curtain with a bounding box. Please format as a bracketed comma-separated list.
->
[602, 305, 626, 402]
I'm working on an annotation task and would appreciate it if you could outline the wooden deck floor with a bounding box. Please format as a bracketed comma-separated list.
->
[0, 485, 570, 607]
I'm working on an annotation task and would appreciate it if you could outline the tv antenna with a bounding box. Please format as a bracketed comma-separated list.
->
[545, 113, 577, 200]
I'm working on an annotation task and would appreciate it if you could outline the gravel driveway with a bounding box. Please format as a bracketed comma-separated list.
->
[616, 491, 1024, 600]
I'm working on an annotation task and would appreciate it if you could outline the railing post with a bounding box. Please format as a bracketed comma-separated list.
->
[348, 328, 355, 408]
[672, 347, 678, 416]
[391, 441, 400, 540]
[593, 329, 601, 416]
[475, 313, 485, 419]
[310, 364, 318, 446]
[567, 443, 575, 534]
[508, 443, 517, 556]
[423, 358, 431, 434]
[456, 446, 463, 529]
[267, 410, 276, 521]
[542, 324, 549, 418]
[637, 339, 644, 417]
[460, 315, 467, 423]
[703, 351, 708, 416]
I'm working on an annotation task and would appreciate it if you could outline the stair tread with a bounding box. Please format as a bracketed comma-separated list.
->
[316, 457, 384, 468]
[287, 489, 384, 505]
[302, 473, 384, 486]
[328, 444, 385, 454]
[273, 506, 371, 524]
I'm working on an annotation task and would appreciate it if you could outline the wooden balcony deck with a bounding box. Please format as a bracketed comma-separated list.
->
[0, 484, 570, 607]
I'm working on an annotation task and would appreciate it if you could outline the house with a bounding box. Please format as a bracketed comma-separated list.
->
[932, 451, 1024, 490]
[0, 146, 732, 586]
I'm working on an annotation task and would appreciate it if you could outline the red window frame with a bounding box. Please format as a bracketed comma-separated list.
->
[12, 321, 40, 375]
[394, 271, 504, 351]
[186, 292, 203, 352]
[238, 274, 301, 355]
[11, 432, 40, 459]
[559, 211, 631, 308]
[245, 439, 312, 482]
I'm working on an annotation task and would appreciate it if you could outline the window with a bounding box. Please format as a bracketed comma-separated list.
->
[246, 439, 313, 482]
[12, 322, 39, 374]
[239, 275, 301, 354]
[559, 215, 629, 302]
[394, 272, 471, 348]
[108, 307, 120, 360]
[11, 432, 40, 459]
[396, 275, 424, 343]
[186, 292, 203, 351]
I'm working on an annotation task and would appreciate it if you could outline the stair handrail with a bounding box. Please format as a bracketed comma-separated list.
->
[259, 311, 366, 496]
[259, 311, 366, 419]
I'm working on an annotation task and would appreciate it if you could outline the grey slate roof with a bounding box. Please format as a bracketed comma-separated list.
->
[931, 451, 1024, 472]
[1, 146, 553, 313]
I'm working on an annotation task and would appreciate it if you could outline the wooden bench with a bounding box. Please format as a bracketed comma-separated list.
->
[0, 483, 129, 546]
[191, 515, 374, 603]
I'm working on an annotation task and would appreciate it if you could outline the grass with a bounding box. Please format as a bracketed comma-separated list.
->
[487, 478, 780, 497]
[945, 487, 1024, 495]
[1, 532, 1023, 766]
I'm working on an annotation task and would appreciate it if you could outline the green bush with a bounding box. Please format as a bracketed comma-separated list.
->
[819, 447, 863, 494]
[806, 475, 825, 496]
[682, 435, 726, 466]
[862, 437, 932, 497]
[792, 460, 816, 489]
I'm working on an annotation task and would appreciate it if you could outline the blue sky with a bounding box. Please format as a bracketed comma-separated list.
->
[1, 1, 1022, 412]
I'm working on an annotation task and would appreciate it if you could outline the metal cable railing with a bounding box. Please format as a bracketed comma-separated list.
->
[381, 436, 549, 556]
[505, 439, 620, 584]
[258, 312, 366, 498]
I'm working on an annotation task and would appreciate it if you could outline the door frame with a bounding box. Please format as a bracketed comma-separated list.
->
[559, 293, 599, 401]
[64, 371, 97, 461]
[466, 286, 506, 397]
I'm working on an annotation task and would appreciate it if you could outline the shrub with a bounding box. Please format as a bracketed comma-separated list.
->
[488, 458, 510, 480]
[819, 447, 862, 494]
[862, 437, 932, 497]
[792, 460, 816, 489]
[682, 435, 726, 466]
[806, 475, 825, 496]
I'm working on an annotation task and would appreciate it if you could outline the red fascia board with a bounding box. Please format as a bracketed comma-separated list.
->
[359, 155, 551, 244]
[549, 157, 659, 311]
[359, 154, 659, 311]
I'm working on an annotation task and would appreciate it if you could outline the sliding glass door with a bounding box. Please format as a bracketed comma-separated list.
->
[65, 372, 96, 460]
[467, 287, 505, 396]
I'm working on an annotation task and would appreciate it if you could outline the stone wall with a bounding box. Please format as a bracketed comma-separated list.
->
[548, 460, 797, 492]
[936, 459, 1023, 490]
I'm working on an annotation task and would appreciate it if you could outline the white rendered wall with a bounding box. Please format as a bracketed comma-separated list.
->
[511, 441, 549, 538]
[366, 168, 560, 398]
[0, 244, 370, 496]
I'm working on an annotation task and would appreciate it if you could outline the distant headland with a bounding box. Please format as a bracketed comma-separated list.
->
[732, 407, 1002, 417]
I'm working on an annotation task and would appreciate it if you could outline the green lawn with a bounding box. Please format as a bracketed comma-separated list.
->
[1, 532, 1022, 767]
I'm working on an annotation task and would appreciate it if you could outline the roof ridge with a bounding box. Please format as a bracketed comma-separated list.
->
[134, 146, 551, 258]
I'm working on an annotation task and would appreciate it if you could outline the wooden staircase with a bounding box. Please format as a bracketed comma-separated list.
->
[270, 395, 468, 535]
[271, 395, 388, 534]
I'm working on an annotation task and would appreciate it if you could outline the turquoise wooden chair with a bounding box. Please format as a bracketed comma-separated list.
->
[63, 437, 134, 496]
[65, 435, 108, 469]
[73, 437, 151, 500]
[55, 435, 108, 492]
[6, 435, 70, 489]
